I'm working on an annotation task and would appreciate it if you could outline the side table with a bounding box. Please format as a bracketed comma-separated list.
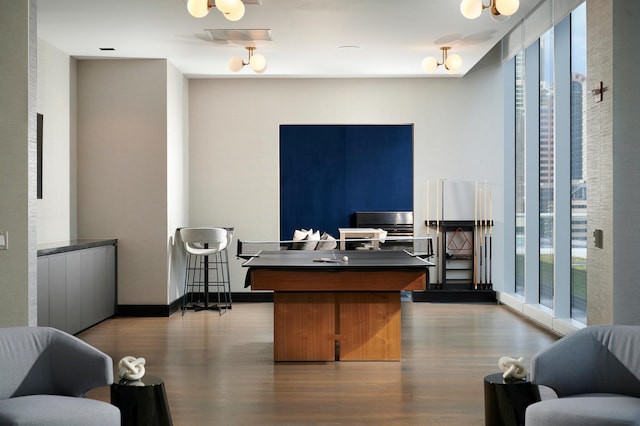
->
[111, 375, 173, 426]
[484, 372, 541, 426]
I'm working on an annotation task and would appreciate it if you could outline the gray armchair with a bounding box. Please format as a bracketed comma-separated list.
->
[526, 325, 640, 426]
[0, 326, 120, 425]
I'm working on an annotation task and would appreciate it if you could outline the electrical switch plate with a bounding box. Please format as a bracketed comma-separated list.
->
[593, 229, 603, 249]
[0, 231, 7, 250]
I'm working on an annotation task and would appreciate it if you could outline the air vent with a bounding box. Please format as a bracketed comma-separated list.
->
[206, 28, 272, 42]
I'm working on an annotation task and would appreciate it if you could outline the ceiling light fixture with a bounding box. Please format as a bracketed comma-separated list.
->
[187, 0, 245, 21]
[422, 47, 463, 74]
[228, 47, 267, 73]
[459, 0, 519, 21]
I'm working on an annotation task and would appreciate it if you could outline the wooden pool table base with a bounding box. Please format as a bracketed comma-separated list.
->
[273, 291, 402, 361]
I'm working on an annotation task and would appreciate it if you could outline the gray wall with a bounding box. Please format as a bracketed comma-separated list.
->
[76, 59, 188, 306]
[587, 0, 640, 325]
[0, 0, 37, 327]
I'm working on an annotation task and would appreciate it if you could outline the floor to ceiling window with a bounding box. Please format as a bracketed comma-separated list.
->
[515, 51, 526, 296]
[507, 1, 586, 324]
[570, 2, 587, 322]
[539, 28, 555, 309]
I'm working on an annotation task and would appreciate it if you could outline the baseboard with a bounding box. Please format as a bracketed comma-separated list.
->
[412, 290, 497, 303]
[116, 299, 182, 317]
[116, 293, 274, 317]
[232, 292, 274, 303]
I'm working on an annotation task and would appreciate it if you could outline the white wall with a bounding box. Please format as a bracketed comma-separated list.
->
[76, 59, 170, 305]
[167, 62, 189, 303]
[32, 43, 504, 307]
[188, 45, 505, 294]
[36, 39, 72, 243]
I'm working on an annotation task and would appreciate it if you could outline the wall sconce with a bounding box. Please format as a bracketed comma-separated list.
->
[187, 0, 245, 21]
[228, 47, 267, 73]
[422, 47, 463, 74]
[460, 0, 519, 21]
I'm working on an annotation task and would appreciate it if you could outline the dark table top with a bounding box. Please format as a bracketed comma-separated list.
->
[242, 249, 434, 269]
[113, 375, 164, 387]
[484, 372, 533, 385]
[37, 238, 118, 256]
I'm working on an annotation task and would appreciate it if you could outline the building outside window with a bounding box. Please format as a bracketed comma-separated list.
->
[510, 1, 586, 324]
[539, 27, 555, 309]
[570, 2, 587, 322]
[515, 50, 526, 296]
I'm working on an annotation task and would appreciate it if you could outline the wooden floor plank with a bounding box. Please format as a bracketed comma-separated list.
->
[81, 302, 558, 425]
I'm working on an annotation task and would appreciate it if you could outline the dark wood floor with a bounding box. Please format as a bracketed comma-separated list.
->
[81, 302, 558, 425]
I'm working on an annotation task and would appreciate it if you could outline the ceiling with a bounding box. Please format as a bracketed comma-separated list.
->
[36, 0, 537, 78]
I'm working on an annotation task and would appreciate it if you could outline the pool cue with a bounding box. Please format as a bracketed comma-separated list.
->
[426, 180, 430, 237]
[474, 181, 478, 289]
[479, 185, 483, 286]
[426, 180, 431, 285]
[484, 180, 488, 285]
[436, 179, 440, 286]
[480, 184, 485, 286]
[489, 188, 493, 286]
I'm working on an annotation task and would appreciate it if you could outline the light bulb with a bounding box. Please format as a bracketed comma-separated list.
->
[490, 11, 510, 22]
[228, 56, 244, 72]
[445, 54, 463, 73]
[249, 53, 267, 73]
[460, 0, 482, 19]
[216, 0, 240, 14]
[422, 57, 439, 73]
[495, 0, 519, 16]
[224, 1, 245, 21]
[187, 0, 210, 18]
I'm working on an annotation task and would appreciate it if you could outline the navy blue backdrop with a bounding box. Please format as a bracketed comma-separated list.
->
[279, 124, 413, 241]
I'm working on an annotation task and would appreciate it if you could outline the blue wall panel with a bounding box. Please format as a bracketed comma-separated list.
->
[280, 125, 413, 241]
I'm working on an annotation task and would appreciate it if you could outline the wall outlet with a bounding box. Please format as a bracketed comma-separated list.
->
[0, 231, 7, 250]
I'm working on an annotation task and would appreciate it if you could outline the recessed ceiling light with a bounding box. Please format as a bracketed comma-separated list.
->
[338, 45, 360, 50]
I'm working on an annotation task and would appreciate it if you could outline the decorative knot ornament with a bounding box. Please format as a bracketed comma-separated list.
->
[498, 356, 527, 380]
[118, 356, 146, 381]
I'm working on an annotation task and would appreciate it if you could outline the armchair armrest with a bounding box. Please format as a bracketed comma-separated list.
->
[530, 329, 602, 397]
[531, 325, 640, 398]
[48, 329, 114, 397]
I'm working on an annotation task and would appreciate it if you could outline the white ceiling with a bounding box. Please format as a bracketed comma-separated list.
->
[36, 0, 537, 78]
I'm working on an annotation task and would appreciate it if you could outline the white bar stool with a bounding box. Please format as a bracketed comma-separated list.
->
[180, 227, 230, 315]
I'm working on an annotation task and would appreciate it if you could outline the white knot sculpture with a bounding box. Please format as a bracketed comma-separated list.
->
[498, 356, 527, 380]
[118, 356, 146, 381]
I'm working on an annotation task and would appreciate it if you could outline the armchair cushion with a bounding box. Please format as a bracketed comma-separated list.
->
[0, 395, 120, 426]
[525, 394, 640, 426]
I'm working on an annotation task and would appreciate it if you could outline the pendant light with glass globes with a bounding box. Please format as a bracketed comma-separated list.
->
[187, 0, 246, 21]
[228, 47, 267, 73]
[422, 47, 463, 74]
[459, 0, 519, 21]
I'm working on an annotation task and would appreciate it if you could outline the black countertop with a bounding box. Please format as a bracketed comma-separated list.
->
[37, 239, 118, 256]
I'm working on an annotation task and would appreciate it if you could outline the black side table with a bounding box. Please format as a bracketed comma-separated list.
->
[484, 372, 541, 426]
[111, 375, 173, 426]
